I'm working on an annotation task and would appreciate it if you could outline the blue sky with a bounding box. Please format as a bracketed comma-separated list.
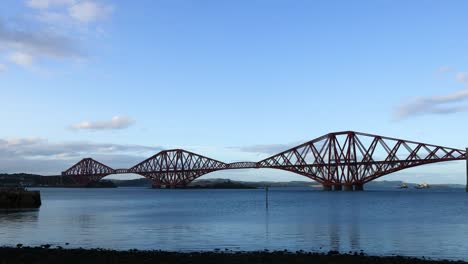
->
[1, 0, 468, 183]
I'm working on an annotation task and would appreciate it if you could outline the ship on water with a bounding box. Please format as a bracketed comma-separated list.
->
[398, 181, 408, 188]
[414, 182, 430, 189]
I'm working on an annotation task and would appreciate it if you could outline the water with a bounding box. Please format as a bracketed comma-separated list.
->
[1, 187, 468, 260]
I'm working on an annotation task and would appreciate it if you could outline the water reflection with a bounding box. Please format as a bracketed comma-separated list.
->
[325, 193, 340, 252]
[0, 210, 39, 246]
[0, 187, 467, 260]
[264, 208, 270, 248]
[0, 210, 39, 224]
[348, 196, 361, 252]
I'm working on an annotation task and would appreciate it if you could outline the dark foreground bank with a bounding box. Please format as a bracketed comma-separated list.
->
[0, 247, 465, 264]
[0, 188, 41, 209]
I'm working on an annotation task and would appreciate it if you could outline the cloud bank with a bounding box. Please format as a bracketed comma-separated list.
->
[71, 116, 135, 131]
[0, 137, 162, 174]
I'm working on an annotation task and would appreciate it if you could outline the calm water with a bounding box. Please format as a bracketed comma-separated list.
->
[1, 187, 468, 260]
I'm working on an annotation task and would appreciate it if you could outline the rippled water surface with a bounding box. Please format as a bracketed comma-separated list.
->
[1, 187, 468, 260]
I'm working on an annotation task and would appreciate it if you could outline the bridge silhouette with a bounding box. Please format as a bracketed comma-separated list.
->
[61, 131, 467, 191]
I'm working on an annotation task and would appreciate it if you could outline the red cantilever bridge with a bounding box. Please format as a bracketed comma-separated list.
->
[61, 131, 468, 191]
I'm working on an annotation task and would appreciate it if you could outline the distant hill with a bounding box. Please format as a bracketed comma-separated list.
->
[187, 179, 256, 189]
[0, 173, 465, 189]
[109, 178, 317, 188]
[111, 178, 465, 189]
[0, 173, 80, 187]
[0, 173, 42, 187]
[190, 178, 319, 188]
[111, 178, 152, 187]
[0, 173, 42, 179]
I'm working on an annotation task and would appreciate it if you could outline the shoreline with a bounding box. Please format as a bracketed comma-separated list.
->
[0, 247, 465, 264]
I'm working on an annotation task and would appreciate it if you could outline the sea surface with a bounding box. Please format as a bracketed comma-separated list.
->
[1, 187, 468, 260]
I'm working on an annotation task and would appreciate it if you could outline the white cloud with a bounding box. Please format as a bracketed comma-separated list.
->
[26, 0, 75, 9]
[231, 139, 312, 155]
[437, 66, 453, 74]
[9, 51, 34, 66]
[71, 116, 135, 131]
[0, 0, 113, 69]
[456, 72, 468, 85]
[35, 11, 70, 24]
[4, 137, 43, 146]
[68, 1, 113, 23]
[27, 0, 113, 24]
[394, 69, 468, 120]
[236, 144, 293, 155]
[0, 64, 6, 72]
[394, 89, 468, 120]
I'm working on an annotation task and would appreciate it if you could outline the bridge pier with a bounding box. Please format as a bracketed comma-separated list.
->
[323, 184, 364, 191]
[354, 184, 364, 191]
[333, 185, 342, 191]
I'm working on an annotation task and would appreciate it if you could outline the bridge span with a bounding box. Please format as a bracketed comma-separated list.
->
[60, 131, 468, 191]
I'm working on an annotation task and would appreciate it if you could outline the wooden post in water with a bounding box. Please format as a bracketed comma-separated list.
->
[265, 186, 269, 209]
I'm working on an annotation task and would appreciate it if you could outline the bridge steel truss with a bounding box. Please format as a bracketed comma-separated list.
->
[129, 149, 229, 187]
[61, 131, 467, 190]
[62, 158, 115, 186]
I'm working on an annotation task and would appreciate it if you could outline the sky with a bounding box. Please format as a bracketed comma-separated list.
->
[1, 0, 468, 183]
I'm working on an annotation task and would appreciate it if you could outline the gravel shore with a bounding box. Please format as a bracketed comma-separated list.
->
[0, 247, 466, 264]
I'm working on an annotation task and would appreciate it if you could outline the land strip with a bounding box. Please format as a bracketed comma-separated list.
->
[0, 247, 465, 264]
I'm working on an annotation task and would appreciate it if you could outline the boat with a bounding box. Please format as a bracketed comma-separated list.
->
[398, 181, 408, 188]
[414, 182, 430, 189]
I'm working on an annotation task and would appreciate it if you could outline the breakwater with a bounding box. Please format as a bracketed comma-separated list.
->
[0, 188, 41, 209]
